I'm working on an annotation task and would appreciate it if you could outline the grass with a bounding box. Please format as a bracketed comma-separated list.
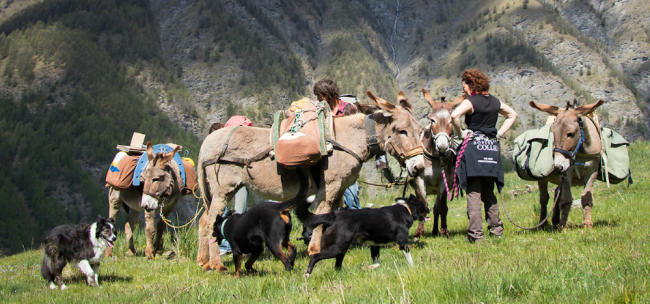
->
[1, 142, 649, 303]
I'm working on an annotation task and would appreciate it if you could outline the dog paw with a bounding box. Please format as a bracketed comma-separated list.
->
[60, 284, 67, 290]
[303, 273, 310, 279]
[365, 263, 380, 270]
[49, 282, 57, 290]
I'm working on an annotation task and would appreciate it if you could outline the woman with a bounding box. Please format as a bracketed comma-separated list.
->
[451, 68, 517, 242]
[313, 79, 357, 117]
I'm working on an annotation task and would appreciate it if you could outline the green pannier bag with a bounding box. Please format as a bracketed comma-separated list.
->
[597, 127, 631, 184]
[512, 124, 555, 181]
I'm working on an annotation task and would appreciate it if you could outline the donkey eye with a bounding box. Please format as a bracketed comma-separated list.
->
[398, 130, 408, 136]
[567, 132, 575, 138]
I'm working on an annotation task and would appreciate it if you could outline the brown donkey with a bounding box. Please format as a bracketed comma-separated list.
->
[108, 143, 184, 258]
[196, 91, 426, 271]
[410, 89, 463, 237]
[529, 99, 605, 228]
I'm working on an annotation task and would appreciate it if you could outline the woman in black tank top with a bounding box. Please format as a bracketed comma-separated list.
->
[451, 68, 518, 242]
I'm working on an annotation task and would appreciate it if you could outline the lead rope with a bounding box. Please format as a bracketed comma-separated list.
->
[499, 178, 563, 230]
[442, 132, 473, 201]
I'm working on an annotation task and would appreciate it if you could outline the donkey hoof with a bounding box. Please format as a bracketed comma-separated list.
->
[583, 221, 593, 229]
[202, 262, 227, 272]
[441, 228, 450, 238]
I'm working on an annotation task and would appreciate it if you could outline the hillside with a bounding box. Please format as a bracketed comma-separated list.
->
[0, 0, 648, 255]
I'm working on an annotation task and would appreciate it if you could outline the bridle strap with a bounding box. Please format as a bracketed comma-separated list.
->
[365, 114, 382, 157]
[553, 117, 585, 165]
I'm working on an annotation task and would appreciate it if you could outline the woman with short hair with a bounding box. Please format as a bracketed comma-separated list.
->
[451, 68, 518, 242]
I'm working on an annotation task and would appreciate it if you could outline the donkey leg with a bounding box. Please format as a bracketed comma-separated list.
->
[106, 189, 122, 257]
[538, 181, 550, 229]
[439, 196, 450, 238]
[203, 197, 228, 272]
[581, 171, 598, 228]
[558, 179, 573, 229]
[153, 211, 168, 255]
[124, 209, 139, 256]
[307, 200, 333, 256]
[144, 209, 157, 259]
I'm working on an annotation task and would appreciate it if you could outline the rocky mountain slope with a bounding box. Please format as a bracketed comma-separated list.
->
[0, 0, 647, 254]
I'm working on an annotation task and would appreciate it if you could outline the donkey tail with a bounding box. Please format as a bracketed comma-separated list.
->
[197, 158, 211, 209]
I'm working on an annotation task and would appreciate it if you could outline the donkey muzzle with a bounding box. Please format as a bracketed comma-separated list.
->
[141, 193, 160, 211]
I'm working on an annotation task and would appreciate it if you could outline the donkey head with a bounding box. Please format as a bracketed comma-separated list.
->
[421, 88, 463, 155]
[140, 142, 181, 211]
[366, 90, 425, 177]
[529, 99, 604, 172]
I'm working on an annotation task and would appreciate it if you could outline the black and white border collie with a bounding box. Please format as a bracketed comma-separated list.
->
[41, 216, 117, 289]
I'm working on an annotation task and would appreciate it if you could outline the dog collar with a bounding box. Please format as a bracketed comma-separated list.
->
[220, 218, 229, 238]
[396, 202, 412, 215]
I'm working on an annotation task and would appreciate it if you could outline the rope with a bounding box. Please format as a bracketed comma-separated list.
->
[159, 186, 205, 229]
[499, 181, 562, 230]
[446, 132, 473, 201]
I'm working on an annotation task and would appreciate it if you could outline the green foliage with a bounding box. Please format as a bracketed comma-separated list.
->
[0, 1, 199, 255]
[196, 0, 305, 104]
[322, 33, 397, 100]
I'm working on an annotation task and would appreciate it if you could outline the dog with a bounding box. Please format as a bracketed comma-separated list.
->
[296, 194, 430, 277]
[41, 216, 117, 289]
[211, 169, 308, 277]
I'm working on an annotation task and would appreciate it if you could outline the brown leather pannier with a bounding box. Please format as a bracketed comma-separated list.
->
[182, 158, 197, 194]
[275, 98, 329, 167]
[105, 152, 139, 189]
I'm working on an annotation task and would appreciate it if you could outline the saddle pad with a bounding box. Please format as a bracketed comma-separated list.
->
[132, 144, 186, 186]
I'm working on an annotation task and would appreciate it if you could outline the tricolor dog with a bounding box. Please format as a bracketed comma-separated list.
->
[41, 216, 117, 289]
[296, 194, 429, 277]
[211, 169, 309, 277]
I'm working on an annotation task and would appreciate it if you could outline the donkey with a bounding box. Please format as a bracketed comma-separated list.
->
[410, 89, 463, 237]
[107, 143, 184, 258]
[196, 91, 426, 271]
[529, 99, 605, 228]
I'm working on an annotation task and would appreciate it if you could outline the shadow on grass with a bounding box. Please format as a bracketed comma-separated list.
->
[65, 273, 133, 284]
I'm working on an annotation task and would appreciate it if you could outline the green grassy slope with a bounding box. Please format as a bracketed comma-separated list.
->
[0, 0, 199, 255]
[1, 142, 647, 303]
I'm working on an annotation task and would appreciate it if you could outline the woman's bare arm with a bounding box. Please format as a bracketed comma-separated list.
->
[497, 101, 518, 138]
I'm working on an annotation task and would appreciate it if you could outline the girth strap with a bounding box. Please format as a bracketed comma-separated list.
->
[327, 138, 363, 164]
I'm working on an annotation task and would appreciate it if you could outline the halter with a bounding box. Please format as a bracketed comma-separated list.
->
[142, 162, 178, 200]
[553, 117, 585, 166]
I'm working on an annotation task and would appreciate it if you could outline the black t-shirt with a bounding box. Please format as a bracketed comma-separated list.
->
[465, 94, 500, 131]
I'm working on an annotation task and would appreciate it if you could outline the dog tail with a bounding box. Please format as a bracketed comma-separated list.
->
[295, 194, 335, 228]
[272, 168, 309, 212]
[41, 243, 57, 281]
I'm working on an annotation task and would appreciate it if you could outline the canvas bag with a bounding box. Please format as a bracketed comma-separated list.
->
[274, 98, 329, 167]
[106, 151, 139, 189]
[597, 127, 630, 184]
[512, 123, 555, 181]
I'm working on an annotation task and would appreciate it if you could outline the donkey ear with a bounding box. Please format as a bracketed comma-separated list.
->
[146, 141, 154, 161]
[397, 91, 413, 112]
[575, 99, 604, 116]
[447, 94, 466, 108]
[161, 145, 180, 164]
[422, 88, 437, 108]
[367, 90, 396, 116]
[529, 101, 559, 116]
